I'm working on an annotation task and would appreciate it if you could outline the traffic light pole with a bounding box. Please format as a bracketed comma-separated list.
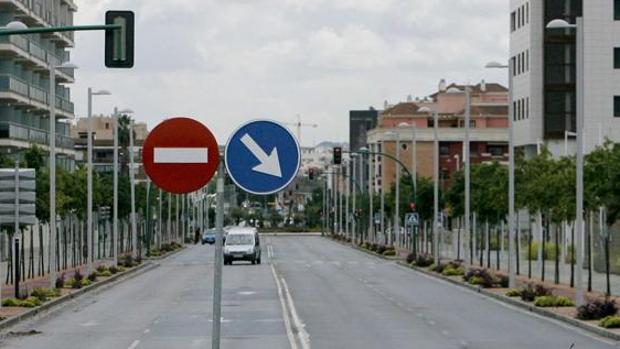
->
[0, 24, 121, 36]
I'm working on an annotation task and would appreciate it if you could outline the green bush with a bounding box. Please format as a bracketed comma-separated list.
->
[442, 266, 465, 276]
[526, 242, 559, 261]
[600, 316, 620, 328]
[31, 287, 60, 302]
[21, 297, 42, 308]
[383, 249, 396, 256]
[577, 300, 617, 320]
[97, 270, 112, 277]
[534, 295, 574, 307]
[414, 254, 434, 267]
[469, 276, 486, 286]
[80, 278, 92, 287]
[505, 289, 522, 297]
[2, 298, 22, 307]
[109, 266, 119, 274]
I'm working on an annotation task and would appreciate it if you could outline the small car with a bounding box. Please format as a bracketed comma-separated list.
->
[202, 230, 216, 245]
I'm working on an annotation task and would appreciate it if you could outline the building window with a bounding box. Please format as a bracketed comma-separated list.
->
[526, 50, 529, 72]
[440, 145, 450, 156]
[105, 123, 110, 130]
[526, 2, 529, 24]
[615, 48, 620, 69]
[511, 11, 516, 31]
[427, 118, 435, 127]
[615, 96, 620, 117]
[513, 101, 517, 121]
[616, 0, 620, 20]
[526, 98, 530, 119]
[488, 145, 505, 157]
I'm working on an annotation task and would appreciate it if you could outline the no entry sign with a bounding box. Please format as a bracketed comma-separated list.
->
[143, 117, 219, 194]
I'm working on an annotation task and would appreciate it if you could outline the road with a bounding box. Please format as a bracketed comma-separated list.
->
[0, 235, 617, 349]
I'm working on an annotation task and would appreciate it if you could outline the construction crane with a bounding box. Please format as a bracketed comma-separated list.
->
[283, 114, 318, 145]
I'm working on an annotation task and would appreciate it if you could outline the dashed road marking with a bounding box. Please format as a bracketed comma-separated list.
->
[128, 340, 140, 349]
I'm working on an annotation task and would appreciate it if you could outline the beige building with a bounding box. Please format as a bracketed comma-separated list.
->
[71, 115, 149, 179]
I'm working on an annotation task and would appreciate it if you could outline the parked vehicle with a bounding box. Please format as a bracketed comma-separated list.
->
[223, 227, 261, 265]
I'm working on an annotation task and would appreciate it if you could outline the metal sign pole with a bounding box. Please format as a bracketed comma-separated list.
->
[14, 162, 19, 298]
[212, 162, 224, 349]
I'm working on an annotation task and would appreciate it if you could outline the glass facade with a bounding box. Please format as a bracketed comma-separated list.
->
[543, 0, 582, 138]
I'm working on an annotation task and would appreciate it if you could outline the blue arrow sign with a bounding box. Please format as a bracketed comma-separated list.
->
[225, 120, 301, 195]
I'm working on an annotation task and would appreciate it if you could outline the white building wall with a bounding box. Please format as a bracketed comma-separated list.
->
[512, 0, 620, 155]
[583, 1, 620, 152]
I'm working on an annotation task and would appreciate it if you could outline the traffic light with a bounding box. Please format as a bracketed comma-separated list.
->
[409, 202, 416, 212]
[309, 168, 315, 180]
[105, 11, 135, 68]
[333, 147, 342, 165]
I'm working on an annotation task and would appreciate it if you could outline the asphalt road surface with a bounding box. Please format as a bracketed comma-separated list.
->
[0, 235, 617, 349]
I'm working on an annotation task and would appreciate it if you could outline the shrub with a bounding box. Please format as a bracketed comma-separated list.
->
[527, 242, 558, 261]
[21, 297, 42, 308]
[55, 273, 65, 290]
[383, 249, 396, 257]
[376, 245, 387, 255]
[97, 270, 112, 277]
[31, 288, 60, 302]
[80, 278, 92, 287]
[600, 316, 620, 329]
[415, 254, 434, 268]
[2, 298, 22, 307]
[534, 295, 574, 307]
[109, 266, 119, 274]
[74, 270, 84, 283]
[88, 273, 97, 282]
[121, 255, 136, 267]
[496, 274, 509, 288]
[442, 266, 465, 276]
[577, 300, 618, 320]
[505, 289, 522, 297]
[96, 265, 108, 273]
[519, 284, 551, 302]
[116, 265, 126, 273]
[463, 268, 495, 288]
[406, 253, 416, 264]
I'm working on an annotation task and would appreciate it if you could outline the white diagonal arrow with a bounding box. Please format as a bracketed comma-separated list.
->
[240, 134, 282, 178]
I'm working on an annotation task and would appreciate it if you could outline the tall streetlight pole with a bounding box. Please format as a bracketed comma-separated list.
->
[395, 132, 401, 247]
[367, 146, 373, 242]
[86, 88, 111, 276]
[48, 61, 78, 288]
[486, 61, 515, 288]
[129, 119, 138, 257]
[546, 17, 585, 306]
[351, 155, 357, 242]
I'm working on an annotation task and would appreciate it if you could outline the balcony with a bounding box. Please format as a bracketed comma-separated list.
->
[0, 121, 74, 150]
[0, 36, 75, 83]
[0, 75, 74, 117]
[0, 0, 75, 47]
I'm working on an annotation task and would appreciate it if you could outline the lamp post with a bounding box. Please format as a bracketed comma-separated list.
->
[129, 118, 138, 257]
[546, 17, 584, 306]
[48, 61, 77, 288]
[486, 61, 515, 287]
[418, 106, 440, 264]
[86, 88, 110, 276]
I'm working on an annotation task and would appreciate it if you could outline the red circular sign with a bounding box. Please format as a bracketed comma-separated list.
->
[143, 117, 219, 194]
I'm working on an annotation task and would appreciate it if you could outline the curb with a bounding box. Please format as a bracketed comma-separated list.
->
[395, 261, 620, 341]
[326, 237, 620, 341]
[261, 232, 322, 237]
[0, 262, 158, 332]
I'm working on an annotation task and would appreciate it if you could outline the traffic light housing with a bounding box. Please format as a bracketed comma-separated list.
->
[105, 11, 135, 68]
[333, 147, 342, 165]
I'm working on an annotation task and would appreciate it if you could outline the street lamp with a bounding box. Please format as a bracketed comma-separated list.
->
[86, 88, 111, 276]
[546, 17, 584, 306]
[419, 106, 441, 264]
[48, 61, 78, 288]
[485, 60, 515, 288]
[4, 21, 28, 30]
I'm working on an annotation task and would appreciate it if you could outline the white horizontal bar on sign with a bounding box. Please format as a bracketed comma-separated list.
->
[154, 148, 209, 164]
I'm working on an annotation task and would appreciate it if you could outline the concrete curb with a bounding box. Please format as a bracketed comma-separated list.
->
[0, 262, 158, 332]
[326, 237, 620, 341]
[260, 232, 322, 237]
[144, 245, 186, 260]
[395, 261, 620, 342]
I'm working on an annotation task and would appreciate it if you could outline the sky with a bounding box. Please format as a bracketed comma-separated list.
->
[72, 0, 509, 146]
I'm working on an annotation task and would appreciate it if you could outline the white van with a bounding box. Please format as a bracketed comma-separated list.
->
[223, 227, 261, 265]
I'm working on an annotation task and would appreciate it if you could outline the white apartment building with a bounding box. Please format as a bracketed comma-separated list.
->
[511, 0, 620, 156]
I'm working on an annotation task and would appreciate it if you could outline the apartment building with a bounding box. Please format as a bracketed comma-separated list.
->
[511, 0, 620, 156]
[367, 80, 509, 194]
[71, 115, 149, 179]
[0, 0, 77, 168]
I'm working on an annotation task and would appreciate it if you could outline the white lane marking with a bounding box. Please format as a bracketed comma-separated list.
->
[281, 277, 311, 349]
[271, 264, 299, 349]
[81, 320, 99, 327]
[128, 340, 140, 349]
[143, 329, 150, 334]
[238, 291, 256, 296]
[267, 245, 274, 259]
[154, 148, 209, 164]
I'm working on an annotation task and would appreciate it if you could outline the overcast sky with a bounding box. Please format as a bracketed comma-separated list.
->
[72, 0, 509, 146]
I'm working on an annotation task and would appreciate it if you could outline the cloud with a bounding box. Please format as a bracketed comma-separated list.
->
[72, 0, 508, 146]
